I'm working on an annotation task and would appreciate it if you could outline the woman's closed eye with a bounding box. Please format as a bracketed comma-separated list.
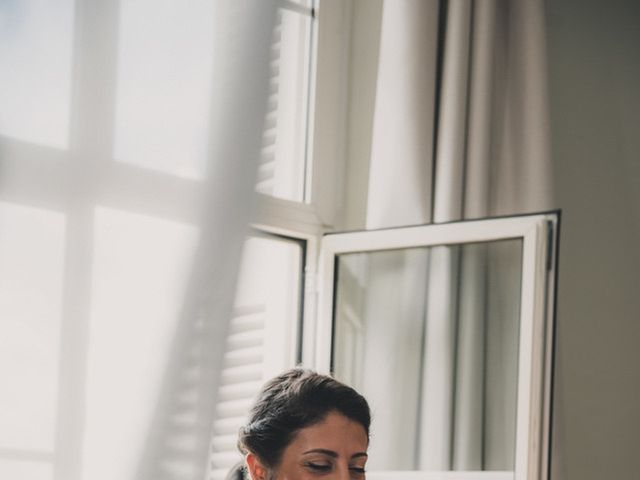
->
[305, 461, 332, 472]
[303, 462, 366, 477]
[349, 465, 366, 478]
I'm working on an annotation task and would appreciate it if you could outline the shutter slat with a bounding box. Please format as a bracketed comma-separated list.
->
[221, 364, 263, 383]
[218, 380, 264, 402]
[216, 398, 254, 418]
[210, 433, 239, 452]
[209, 451, 244, 467]
[226, 330, 262, 350]
[223, 345, 263, 367]
[228, 315, 264, 335]
[213, 416, 248, 435]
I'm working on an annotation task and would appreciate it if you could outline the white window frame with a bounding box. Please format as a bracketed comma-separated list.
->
[259, 0, 351, 219]
[310, 213, 559, 480]
[250, 0, 355, 362]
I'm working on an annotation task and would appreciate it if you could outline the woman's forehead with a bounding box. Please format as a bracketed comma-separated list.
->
[288, 412, 368, 453]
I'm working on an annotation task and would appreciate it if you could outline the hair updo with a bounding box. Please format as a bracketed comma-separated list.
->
[237, 368, 371, 470]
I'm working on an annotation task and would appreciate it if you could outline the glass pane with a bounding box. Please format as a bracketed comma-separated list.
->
[82, 207, 198, 480]
[0, 0, 74, 147]
[332, 239, 523, 472]
[0, 203, 65, 453]
[255, 8, 312, 202]
[114, 0, 216, 179]
[209, 235, 303, 480]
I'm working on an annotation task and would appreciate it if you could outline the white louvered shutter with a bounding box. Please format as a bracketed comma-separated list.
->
[209, 305, 267, 480]
[208, 236, 302, 480]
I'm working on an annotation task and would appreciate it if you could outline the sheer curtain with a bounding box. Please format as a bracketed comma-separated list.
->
[427, 0, 552, 471]
[341, 0, 553, 472]
[0, 1, 276, 480]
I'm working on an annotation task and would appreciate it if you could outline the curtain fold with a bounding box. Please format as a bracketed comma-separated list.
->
[436, 0, 551, 470]
[365, 0, 439, 230]
[359, 0, 440, 471]
[430, 0, 552, 470]
[419, 0, 471, 469]
[451, 0, 495, 470]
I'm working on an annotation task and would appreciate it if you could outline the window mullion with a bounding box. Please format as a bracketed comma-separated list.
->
[53, 0, 121, 479]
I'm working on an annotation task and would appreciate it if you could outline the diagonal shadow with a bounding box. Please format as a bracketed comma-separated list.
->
[132, 2, 278, 480]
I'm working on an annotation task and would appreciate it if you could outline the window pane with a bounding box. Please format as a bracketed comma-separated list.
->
[114, 0, 216, 179]
[0, 203, 65, 453]
[82, 207, 198, 480]
[333, 239, 523, 472]
[209, 235, 303, 480]
[256, 9, 313, 202]
[0, 0, 74, 147]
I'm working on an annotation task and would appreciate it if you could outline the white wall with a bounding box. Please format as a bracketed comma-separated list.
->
[547, 0, 640, 478]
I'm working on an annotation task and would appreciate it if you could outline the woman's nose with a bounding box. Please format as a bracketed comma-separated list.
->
[335, 464, 352, 480]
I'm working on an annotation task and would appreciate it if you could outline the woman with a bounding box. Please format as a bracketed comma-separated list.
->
[231, 368, 371, 480]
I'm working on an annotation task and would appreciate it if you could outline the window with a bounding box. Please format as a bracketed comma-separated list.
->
[312, 214, 560, 480]
[256, 1, 315, 202]
[0, 3, 558, 480]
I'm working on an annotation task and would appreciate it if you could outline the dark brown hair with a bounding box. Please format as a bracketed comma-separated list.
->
[237, 368, 371, 469]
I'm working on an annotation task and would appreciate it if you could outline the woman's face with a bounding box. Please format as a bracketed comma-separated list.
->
[248, 412, 368, 480]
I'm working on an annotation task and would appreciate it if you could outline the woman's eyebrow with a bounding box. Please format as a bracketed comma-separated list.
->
[302, 449, 368, 459]
[302, 449, 338, 457]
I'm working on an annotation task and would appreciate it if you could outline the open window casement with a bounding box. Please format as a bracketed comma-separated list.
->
[304, 212, 559, 480]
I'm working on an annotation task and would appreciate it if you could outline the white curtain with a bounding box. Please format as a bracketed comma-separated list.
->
[347, 0, 553, 472]
[358, 0, 439, 469]
[0, 1, 276, 480]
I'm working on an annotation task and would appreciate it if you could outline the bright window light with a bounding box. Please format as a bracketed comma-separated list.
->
[82, 207, 198, 480]
[114, 0, 216, 179]
[0, 0, 74, 148]
[0, 202, 65, 454]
